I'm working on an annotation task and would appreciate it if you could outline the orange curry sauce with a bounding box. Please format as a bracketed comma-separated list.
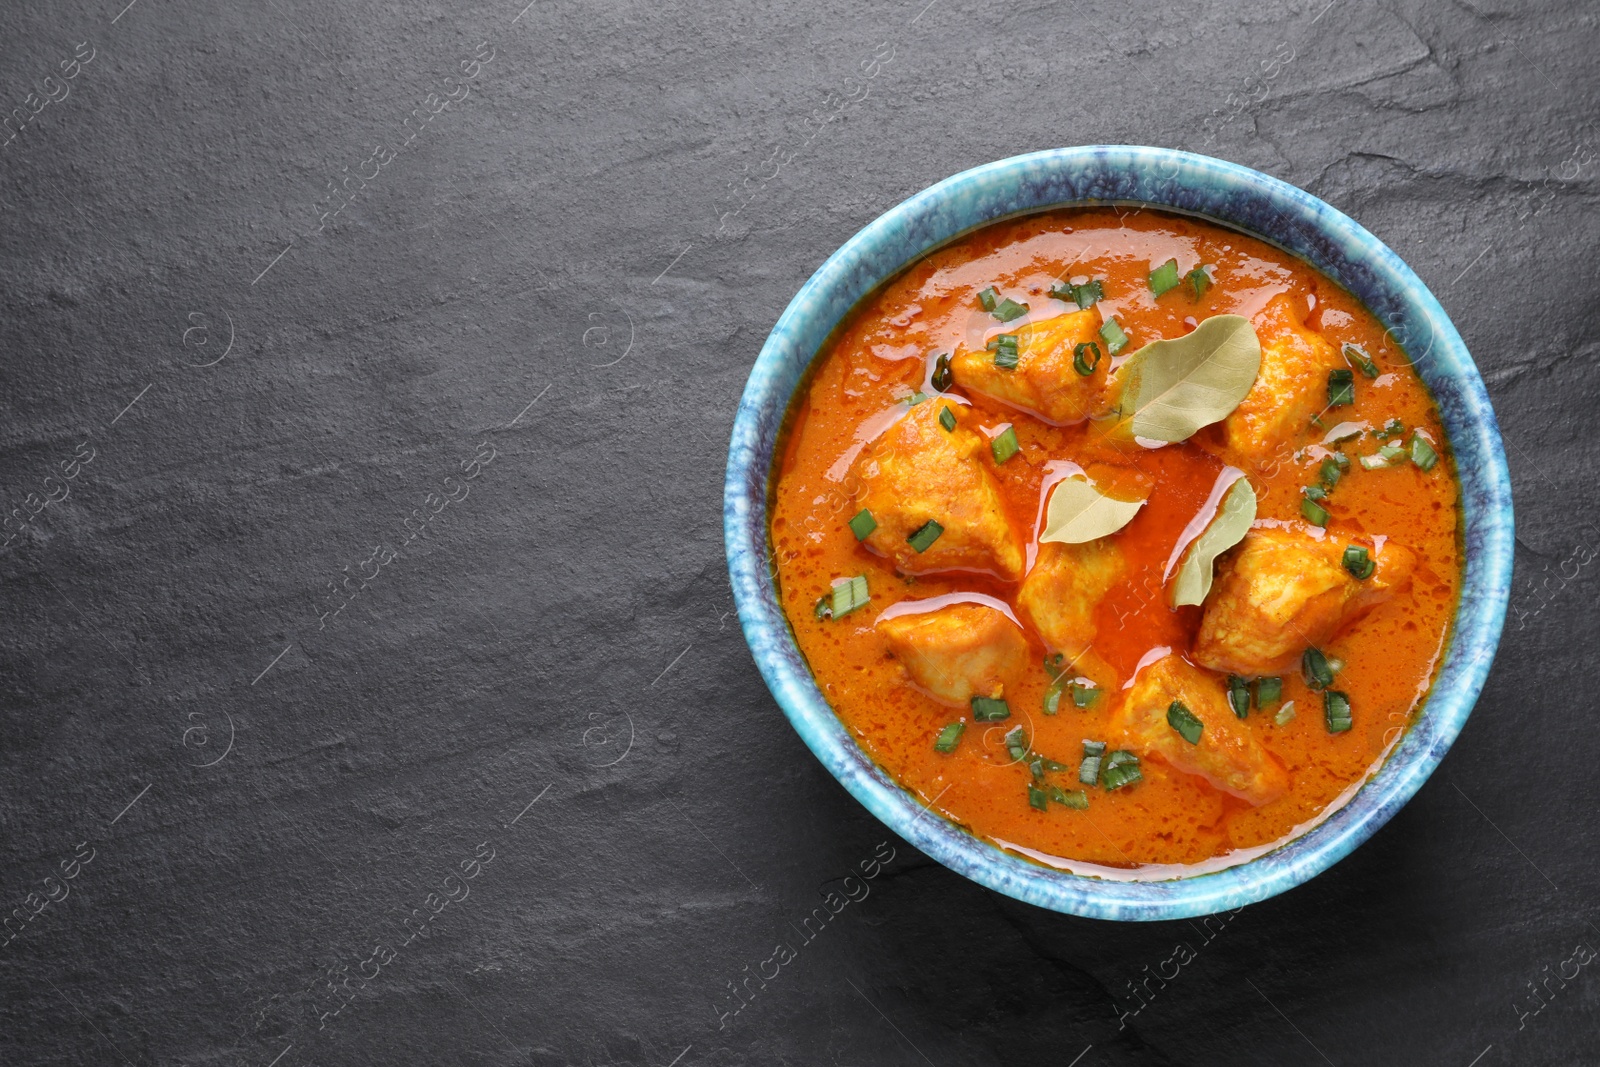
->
[769, 207, 1460, 874]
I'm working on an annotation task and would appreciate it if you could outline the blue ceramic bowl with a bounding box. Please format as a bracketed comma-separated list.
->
[723, 146, 1513, 920]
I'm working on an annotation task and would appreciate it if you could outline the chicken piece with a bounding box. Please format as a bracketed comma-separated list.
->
[851, 401, 1025, 580]
[1111, 653, 1288, 806]
[950, 310, 1111, 425]
[1016, 539, 1126, 660]
[1223, 293, 1343, 465]
[875, 601, 1029, 706]
[1193, 529, 1416, 675]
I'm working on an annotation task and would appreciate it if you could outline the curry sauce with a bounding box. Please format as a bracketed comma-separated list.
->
[770, 207, 1460, 874]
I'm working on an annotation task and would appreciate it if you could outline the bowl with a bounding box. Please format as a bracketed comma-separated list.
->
[722, 146, 1513, 920]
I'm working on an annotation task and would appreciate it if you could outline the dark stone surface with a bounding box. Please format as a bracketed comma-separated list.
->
[0, 0, 1595, 1063]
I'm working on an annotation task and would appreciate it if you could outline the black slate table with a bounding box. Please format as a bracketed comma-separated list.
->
[1, 0, 1596, 1064]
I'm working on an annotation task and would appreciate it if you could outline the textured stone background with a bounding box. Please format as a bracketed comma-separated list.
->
[0, 0, 1595, 1063]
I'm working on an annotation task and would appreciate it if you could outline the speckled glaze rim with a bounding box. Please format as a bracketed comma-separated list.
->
[723, 146, 1513, 921]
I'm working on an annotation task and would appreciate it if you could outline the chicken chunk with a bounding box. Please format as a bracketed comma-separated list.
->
[1016, 539, 1126, 659]
[1223, 293, 1343, 466]
[1111, 653, 1288, 806]
[851, 401, 1025, 580]
[1193, 529, 1416, 675]
[950, 310, 1111, 425]
[875, 601, 1029, 706]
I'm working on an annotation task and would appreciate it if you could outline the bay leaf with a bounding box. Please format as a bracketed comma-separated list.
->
[1116, 314, 1262, 442]
[1040, 476, 1145, 545]
[1169, 475, 1257, 608]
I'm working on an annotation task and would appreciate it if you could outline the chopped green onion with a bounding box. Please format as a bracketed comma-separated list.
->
[934, 722, 965, 753]
[1149, 258, 1181, 297]
[1186, 266, 1212, 300]
[1374, 417, 1404, 440]
[1319, 457, 1343, 490]
[1255, 676, 1283, 709]
[1029, 757, 1044, 779]
[1101, 750, 1143, 790]
[931, 353, 953, 392]
[1167, 701, 1203, 745]
[905, 391, 929, 406]
[906, 520, 944, 553]
[971, 695, 1010, 722]
[1071, 683, 1100, 708]
[1304, 485, 1328, 502]
[993, 297, 1029, 322]
[1342, 544, 1375, 580]
[848, 509, 877, 541]
[1332, 452, 1351, 469]
[1324, 690, 1353, 733]
[1028, 783, 1049, 811]
[1099, 317, 1129, 355]
[1301, 497, 1330, 526]
[977, 286, 998, 312]
[1227, 676, 1251, 719]
[1043, 685, 1062, 715]
[1302, 647, 1335, 690]
[1050, 278, 1104, 309]
[990, 425, 1020, 465]
[830, 574, 870, 618]
[1073, 341, 1102, 376]
[1328, 368, 1356, 407]
[813, 597, 832, 621]
[1409, 434, 1439, 472]
[1342, 342, 1380, 378]
[1079, 740, 1106, 785]
[1056, 788, 1090, 810]
[1004, 724, 1029, 762]
[938, 405, 957, 432]
[1274, 700, 1297, 726]
[1043, 652, 1069, 681]
[987, 333, 1019, 370]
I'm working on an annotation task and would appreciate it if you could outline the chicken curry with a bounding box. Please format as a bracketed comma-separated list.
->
[769, 207, 1460, 874]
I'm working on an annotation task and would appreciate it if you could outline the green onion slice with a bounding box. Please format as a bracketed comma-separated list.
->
[1342, 342, 1380, 378]
[1227, 676, 1251, 719]
[1028, 783, 1049, 811]
[1301, 498, 1330, 527]
[1166, 701, 1204, 744]
[990, 425, 1020, 465]
[1324, 690, 1353, 733]
[1274, 700, 1297, 726]
[977, 286, 998, 312]
[931, 353, 953, 392]
[1071, 683, 1100, 708]
[1043, 686, 1062, 715]
[1056, 788, 1090, 810]
[987, 333, 1020, 370]
[906, 520, 944, 553]
[1101, 750, 1143, 790]
[1149, 258, 1181, 297]
[1079, 740, 1106, 785]
[934, 722, 964, 753]
[905, 391, 928, 406]
[1029, 757, 1044, 779]
[1186, 266, 1212, 300]
[1304, 485, 1328, 502]
[813, 597, 832, 621]
[1302, 647, 1335, 690]
[1342, 544, 1375, 580]
[993, 297, 1029, 322]
[1328, 368, 1356, 407]
[938, 405, 957, 432]
[1099, 317, 1129, 355]
[1255, 676, 1283, 709]
[1409, 434, 1439, 472]
[848, 509, 877, 541]
[1319, 457, 1343, 490]
[971, 695, 1010, 722]
[1004, 724, 1028, 762]
[1073, 341, 1102, 376]
[830, 574, 870, 618]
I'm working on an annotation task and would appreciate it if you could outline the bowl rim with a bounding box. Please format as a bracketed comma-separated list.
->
[723, 145, 1513, 920]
